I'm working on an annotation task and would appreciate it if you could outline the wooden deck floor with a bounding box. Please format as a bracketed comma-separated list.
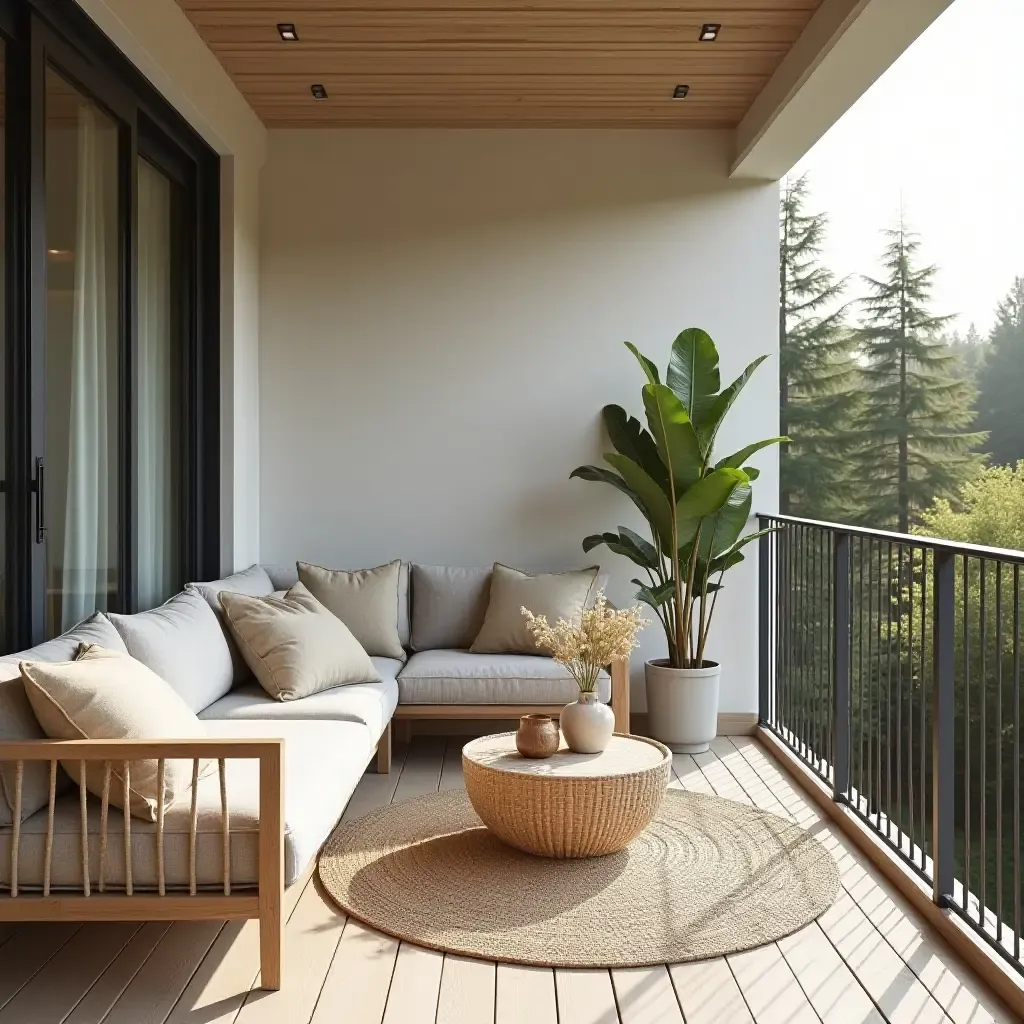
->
[0, 735, 1015, 1023]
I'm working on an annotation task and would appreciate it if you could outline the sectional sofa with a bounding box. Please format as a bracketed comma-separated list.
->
[0, 561, 629, 989]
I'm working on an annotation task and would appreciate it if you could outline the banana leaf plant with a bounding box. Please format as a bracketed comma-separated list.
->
[571, 328, 787, 669]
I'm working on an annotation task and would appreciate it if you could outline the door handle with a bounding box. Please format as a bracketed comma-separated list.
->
[33, 457, 45, 544]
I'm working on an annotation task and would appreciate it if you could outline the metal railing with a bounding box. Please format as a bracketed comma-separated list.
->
[759, 514, 1023, 975]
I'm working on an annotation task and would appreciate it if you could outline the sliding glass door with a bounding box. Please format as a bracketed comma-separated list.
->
[0, 1, 220, 652]
[42, 67, 121, 635]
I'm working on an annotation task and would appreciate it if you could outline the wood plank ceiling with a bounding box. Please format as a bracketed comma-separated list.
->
[175, 1, 825, 128]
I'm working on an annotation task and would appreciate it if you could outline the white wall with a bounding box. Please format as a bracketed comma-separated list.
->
[74, 0, 266, 571]
[259, 129, 779, 713]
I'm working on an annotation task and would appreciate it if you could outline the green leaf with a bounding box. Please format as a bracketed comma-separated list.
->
[675, 467, 748, 524]
[602, 405, 669, 492]
[619, 527, 660, 568]
[698, 480, 753, 562]
[604, 453, 675, 550]
[583, 529, 659, 570]
[716, 437, 789, 471]
[624, 342, 660, 386]
[570, 465, 641, 506]
[666, 329, 721, 430]
[742, 466, 760, 482]
[632, 579, 675, 608]
[701, 355, 770, 450]
[641, 384, 703, 492]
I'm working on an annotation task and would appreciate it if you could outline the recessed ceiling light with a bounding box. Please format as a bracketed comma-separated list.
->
[672, 84, 690, 99]
[277, 23, 298, 41]
[311, 83, 328, 100]
[699, 23, 721, 41]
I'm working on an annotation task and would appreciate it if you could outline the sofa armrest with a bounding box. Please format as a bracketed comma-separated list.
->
[0, 736, 285, 989]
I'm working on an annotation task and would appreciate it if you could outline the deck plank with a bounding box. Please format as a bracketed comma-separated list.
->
[612, 965, 683, 1023]
[728, 942, 821, 1024]
[555, 968, 618, 1024]
[0, 922, 79, 1011]
[437, 954, 496, 1024]
[495, 965, 557, 1024]
[311, 918, 399, 1024]
[382, 943, 444, 1024]
[392, 735, 447, 803]
[668, 958, 753, 1024]
[0, 923, 140, 1024]
[342, 742, 412, 822]
[438, 738, 467, 792]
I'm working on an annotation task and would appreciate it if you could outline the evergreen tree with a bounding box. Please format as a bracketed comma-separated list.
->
[945, 322, 987, 385]
[850, 221, 985, 532]
[976, 277, 1024, 466]
[779, 175, 860, 518]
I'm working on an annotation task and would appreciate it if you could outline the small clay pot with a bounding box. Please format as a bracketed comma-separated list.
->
[516, 714, 560, 758]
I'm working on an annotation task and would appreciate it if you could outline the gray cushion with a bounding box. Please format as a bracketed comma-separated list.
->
[262, 563, 411, 648]
[0, 719, 373, 891]
[108, 589, 235, 713]
[0, 614, 129, 826]
[410, 565, 492, 651]
[200, 657, 400, 742]
[397, 649, 609, 705]
[191, 565, 276, 683]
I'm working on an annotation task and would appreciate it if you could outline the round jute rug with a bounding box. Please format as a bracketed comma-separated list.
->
[317, 789, 840, 968]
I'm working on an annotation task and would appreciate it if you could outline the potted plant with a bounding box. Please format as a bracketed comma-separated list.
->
[571, 329, 785, 752]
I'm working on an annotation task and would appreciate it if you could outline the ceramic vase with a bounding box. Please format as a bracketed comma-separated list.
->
[560, 690, 615, 753]
[515, 714, 560, 758]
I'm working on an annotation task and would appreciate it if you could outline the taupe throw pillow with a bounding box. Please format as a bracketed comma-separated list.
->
[219, 583, 381, 701]
[297, 560, 405, 660]
[19, 645, 210, 821]
[471, 564, 600, 655]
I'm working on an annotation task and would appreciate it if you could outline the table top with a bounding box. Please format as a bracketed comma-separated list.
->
[462, 732, 669, 779]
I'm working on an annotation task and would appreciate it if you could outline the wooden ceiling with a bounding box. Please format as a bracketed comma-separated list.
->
[175, 1, 825, 128]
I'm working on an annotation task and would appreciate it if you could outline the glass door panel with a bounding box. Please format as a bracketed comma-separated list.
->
[137, 157, 183, 607]
[43, 67, 120, 636]
[0, 37, 6, 651]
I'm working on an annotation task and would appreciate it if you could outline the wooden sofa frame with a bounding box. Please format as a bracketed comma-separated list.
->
[0, 737, 286, 990]
[375, 656, 631, 772]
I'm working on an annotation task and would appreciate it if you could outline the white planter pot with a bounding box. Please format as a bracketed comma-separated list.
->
[644, 659, 720, 754]
[560, 691, 615, 753]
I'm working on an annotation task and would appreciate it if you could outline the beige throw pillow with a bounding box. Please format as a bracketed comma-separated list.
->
[297, 560, 405, 660]
[219, 582, 381, 701]
[19, 645, 210, 821]
[471, 564, 600, 655]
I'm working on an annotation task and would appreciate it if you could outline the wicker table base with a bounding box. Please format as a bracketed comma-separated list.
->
[462, 732, 671, 858]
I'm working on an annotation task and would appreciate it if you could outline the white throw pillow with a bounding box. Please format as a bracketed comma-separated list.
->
[19, 645, 210, 821]
[218, 583, 382, 701]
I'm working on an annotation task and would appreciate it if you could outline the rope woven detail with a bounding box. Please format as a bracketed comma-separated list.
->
[317, 789, 840, 968]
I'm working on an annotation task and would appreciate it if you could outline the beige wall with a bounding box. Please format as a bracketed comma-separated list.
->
[259, 129, 779, 713]
[74, 0, 267, 571]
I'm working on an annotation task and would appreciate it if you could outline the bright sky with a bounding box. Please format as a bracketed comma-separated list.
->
[789, 0, 1024, 338]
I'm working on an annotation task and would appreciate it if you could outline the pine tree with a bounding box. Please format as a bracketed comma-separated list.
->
[851, 221, 986, 532]
[945, 322, 987, 384]
[976, 278, 1024, 467]
[779, 175, 861, 518]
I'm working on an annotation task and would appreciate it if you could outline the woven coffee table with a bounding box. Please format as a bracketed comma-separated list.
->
[462, 732, 671, 858]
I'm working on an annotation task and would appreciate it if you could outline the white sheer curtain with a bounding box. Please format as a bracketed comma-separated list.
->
[136, 160, 175, 609]
[61, 104, 116, 630]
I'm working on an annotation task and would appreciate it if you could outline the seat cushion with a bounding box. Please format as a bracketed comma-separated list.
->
[397, 650, 609, 705]
[0, 614, 129, 826]
[410, 565, 492, 652]
[0, 719, 373, 891]
[108, 589, 235, 713]
[200, 658, 400, 744]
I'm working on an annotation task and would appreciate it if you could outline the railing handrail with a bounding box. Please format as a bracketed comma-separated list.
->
[758, 511, 1024, 566]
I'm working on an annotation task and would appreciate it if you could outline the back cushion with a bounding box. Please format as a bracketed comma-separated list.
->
[108, 589, 235, 713]
[191, 565, 276, 683]
[410, 565, 492, 651]
[0, 613, 128, 826]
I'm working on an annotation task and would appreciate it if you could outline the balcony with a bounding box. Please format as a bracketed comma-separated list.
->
[0, 725, 1016, 1022]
